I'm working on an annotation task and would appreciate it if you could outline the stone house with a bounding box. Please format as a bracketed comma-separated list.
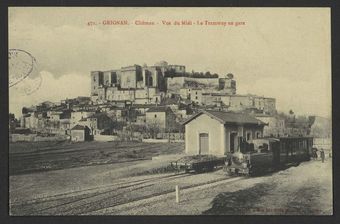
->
[70, 111, 96, 128]
[145, 106, 177, 131]
[255, 114, 285, 137]
[70, 125, 91, 142]
[79, 112, 115, 135]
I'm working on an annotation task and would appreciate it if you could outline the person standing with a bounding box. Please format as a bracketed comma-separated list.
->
[320, 148, 325, 163]
[312, 148, 318, 160]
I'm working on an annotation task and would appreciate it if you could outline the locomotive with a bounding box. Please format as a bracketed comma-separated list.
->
[224, 136, 313, 176]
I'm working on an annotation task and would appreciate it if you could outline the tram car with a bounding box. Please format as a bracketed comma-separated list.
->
[171, 155, 226, 173]
[224, 136, 313, 176]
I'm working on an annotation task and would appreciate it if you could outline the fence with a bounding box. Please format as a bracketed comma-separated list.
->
[94, 135, 118, 142]
[10, 134, 69, 142]
[117, 131, 184, 142]
[142, 132, 184, 143]
[11, 134, 36, 142]
[155, 133, 184, 140]
[142, 138, 169, 143]
[313, 138, 332, 150]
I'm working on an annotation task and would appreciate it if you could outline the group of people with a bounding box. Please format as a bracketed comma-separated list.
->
[312, 148, 327, 163]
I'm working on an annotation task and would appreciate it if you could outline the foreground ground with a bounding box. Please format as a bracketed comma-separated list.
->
[10, 140, 332, 215]
[90, 159, 332, 215]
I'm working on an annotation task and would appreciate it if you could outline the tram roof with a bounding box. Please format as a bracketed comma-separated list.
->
[279, 136, 314, 140]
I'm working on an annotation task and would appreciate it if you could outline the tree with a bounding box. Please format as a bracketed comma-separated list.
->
[226, 73, 234, 79]
[164, 68, 177, 78]
[146, 121, 161, 139]
[22, 107, 30, 114]
[9, 113, 17, 133]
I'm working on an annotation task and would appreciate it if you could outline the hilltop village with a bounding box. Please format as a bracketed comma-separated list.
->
[10, 61, 327, 142]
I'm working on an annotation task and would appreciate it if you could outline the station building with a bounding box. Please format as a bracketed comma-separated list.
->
[182, 110, 266, 156]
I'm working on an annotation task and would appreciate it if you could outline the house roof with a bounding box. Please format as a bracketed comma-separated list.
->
[71, 125, 87, 130]
[87, 112, 111, 120]
[132, 104, 157, 108]
[181, 99, 192, 105]
[147, 106, 170, 113]
[77, 96, 91, 100]
[161, 97, 179, 105]
[254, 114, 274, 118]
[181, 110, 267, 126]
[179, 103, 188, 110]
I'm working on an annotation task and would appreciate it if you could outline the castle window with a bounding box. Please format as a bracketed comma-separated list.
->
[256, 132, 262, 139]
[154, 114, 157, 118]
[246, 132, 251, 141]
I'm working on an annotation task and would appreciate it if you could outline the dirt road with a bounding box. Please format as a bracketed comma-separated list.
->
[102, 159, 332, 215]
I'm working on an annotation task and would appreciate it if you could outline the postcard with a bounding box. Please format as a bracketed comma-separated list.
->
[8, 7, 332, 215]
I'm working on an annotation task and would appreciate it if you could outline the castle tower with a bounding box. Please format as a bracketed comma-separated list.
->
[90, 71, 104, 96]
[219, 74, 236, 94]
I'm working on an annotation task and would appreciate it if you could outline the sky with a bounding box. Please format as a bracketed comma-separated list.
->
[8, 7, 331, 118]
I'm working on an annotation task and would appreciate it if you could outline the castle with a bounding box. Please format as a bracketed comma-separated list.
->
[89, 61, 275, 114]
[91, 61, 180, 103]
[15, 61, 278, 141]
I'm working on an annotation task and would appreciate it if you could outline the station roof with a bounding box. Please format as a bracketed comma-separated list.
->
[181, 110, 267, 126]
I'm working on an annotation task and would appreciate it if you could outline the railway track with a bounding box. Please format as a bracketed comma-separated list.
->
[10, 172, 192, 215]
[11, 169, 245, 216]
[86, 176, 244, 215]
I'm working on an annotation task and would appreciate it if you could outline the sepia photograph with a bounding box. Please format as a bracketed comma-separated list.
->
[8, 7, 332, 216]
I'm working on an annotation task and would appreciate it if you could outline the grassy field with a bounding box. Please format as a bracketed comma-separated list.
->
[9, 141, 184, 175]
